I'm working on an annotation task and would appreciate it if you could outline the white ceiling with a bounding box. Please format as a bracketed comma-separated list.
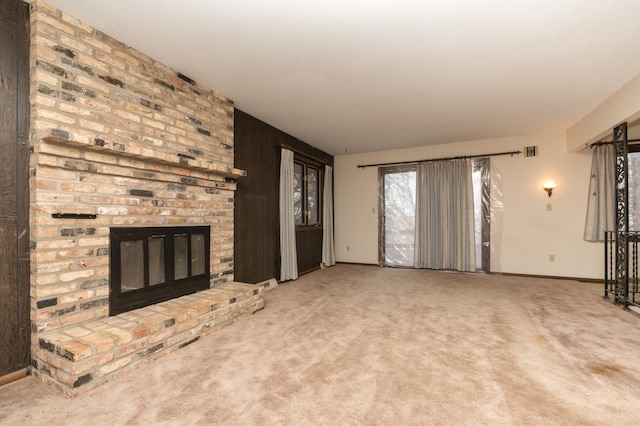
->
[43, 0, 640, 155]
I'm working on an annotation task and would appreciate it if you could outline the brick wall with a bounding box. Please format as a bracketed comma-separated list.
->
[29, 0, 243, 343]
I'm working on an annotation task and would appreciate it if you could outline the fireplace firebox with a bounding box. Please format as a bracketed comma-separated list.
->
[110, 226, 211, 315]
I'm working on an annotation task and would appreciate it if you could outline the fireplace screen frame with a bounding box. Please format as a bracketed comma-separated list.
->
[109, 226, 211, 315]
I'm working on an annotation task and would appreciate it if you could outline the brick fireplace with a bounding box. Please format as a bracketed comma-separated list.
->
[28, 1, 263, 394]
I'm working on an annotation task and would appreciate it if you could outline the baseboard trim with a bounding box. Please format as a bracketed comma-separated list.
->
[0, 368, 29, 387]
[336, 261, 379, 267]
[335, 262, 603, 283]
[298, 266, 322, 277]
[494, 272, 603, 284]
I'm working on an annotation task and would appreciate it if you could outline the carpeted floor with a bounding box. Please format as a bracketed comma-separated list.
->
[2, 264, 640, 425]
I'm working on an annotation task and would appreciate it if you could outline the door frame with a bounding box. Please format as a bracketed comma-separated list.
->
[378, 165, 418, 267]
[378, 160, 491, 271]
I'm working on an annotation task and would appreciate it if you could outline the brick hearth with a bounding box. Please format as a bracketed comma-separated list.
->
[35, 283, 264, 395]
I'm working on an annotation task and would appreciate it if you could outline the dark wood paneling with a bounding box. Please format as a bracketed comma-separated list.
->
[17, 1, 28, 140]
[0, 5, 17, 218]
[0, 219, 19, 375]
[234, 111, 280, 283]
[16, 1, 30, 367]
[234, 110, 333, 283]
[0, 0, 18, 24]
[0, 0, 19, 377]
[296, 229, 323, 274]
[0, 0, 30, 377]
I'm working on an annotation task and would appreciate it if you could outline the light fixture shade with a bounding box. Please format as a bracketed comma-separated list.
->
[543, 180, 557, 197]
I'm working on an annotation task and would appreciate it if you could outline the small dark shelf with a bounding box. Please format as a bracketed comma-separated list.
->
[52, 213, 97, 219]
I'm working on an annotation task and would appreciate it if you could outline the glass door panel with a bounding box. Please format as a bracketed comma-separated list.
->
[380, 167, 417, 267]
[148, 236, 165, 286]
[121, 240, 144, 292]
[174, 234, 189, 280]
[190, 233, 206, 276]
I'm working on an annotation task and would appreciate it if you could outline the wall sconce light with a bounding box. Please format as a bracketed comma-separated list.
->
[543, 180, 557, 197]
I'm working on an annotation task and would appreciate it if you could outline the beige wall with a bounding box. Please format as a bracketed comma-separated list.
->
[567, 72, 640, 152]
[334, 131, 603, 279]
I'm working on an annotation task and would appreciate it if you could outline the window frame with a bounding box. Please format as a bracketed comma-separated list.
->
[293, 154, 324, 230]
[627, 146, 640, 231]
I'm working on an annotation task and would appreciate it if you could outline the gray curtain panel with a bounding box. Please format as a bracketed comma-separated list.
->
[279, 149, 298, 281]
[584, 144, 615, 241]
[322, 165, 336, 267]
[414, 159, 476, 272]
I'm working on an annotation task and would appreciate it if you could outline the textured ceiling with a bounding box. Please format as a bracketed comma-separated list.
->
[42, 0, 640, 155]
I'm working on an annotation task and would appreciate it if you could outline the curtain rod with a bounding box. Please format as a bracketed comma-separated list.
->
[589, 139, 640, 148]
[356, 150, 522, 169]
[280, 144, 331, 165]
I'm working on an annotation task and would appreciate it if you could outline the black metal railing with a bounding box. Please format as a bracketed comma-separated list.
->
[604, 230, 640, 309]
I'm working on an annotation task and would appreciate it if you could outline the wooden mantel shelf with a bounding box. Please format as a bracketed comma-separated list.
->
[41, 128, 247, 179]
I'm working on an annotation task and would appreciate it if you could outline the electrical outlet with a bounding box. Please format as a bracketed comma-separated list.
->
[549, 254, 555, 262]
[347, 245, 351, 252]
[546, 203, 552, 211]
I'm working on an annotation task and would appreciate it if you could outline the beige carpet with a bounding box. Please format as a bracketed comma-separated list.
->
[2, 264, 640, 425]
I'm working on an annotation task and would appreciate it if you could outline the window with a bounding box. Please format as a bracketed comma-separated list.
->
[293, 157, 323, 227]
[628, 149, 640, 230]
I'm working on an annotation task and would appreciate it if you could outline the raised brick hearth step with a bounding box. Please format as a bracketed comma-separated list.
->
[33, 282, 264, 395]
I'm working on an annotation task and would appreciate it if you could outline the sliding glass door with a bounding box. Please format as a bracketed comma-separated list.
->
[379, 160, 490, 271]
[379, 167, 417, 267]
